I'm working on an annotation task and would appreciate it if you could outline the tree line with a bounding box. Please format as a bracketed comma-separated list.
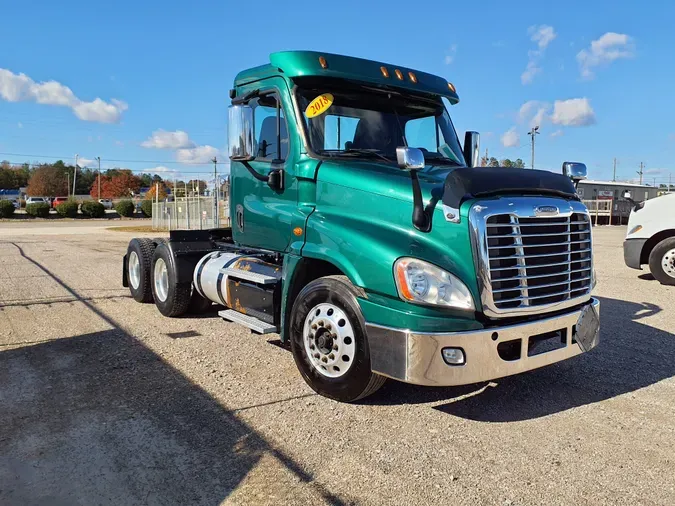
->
[0, 160, 208, 199]
[479, 157, 526, 168]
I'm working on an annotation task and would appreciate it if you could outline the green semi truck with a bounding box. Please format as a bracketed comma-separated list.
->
[123, 51, 600, 402]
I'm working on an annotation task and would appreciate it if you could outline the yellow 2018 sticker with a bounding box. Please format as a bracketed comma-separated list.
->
[305, 93, 333, 118]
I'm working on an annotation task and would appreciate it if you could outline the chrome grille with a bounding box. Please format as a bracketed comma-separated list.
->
[469, 198, 593, 318]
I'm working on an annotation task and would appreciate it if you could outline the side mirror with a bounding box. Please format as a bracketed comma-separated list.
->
[396, 147, 425, 171]
[562, 161, 587, 182]
[228, 105, 255, 161]
[463, 131, 480, 167]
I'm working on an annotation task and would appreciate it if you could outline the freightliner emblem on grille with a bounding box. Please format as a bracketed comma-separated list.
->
[534, 205, 559, 216]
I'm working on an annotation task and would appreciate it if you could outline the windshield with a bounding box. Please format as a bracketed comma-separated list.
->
[295, 83, 465, 168]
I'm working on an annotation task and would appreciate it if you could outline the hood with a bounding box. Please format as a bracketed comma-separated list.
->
[442, 167, 578, 209]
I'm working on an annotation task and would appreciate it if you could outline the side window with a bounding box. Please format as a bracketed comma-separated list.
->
[323, 115, 359, 150]
[250, 93, 289, 162]
[405, 116, 439, 153]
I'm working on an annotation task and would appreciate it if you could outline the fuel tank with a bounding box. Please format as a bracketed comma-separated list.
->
[193, 252, 281, 324]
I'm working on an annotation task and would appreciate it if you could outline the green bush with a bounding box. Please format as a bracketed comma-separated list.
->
[26, 202, 50, 218]
[141, 199, 153, 217]
[115, 199, 135, 217]
[0, 200, 16, 218]
[81, 200, 105, 218]
[55, 200, 79, 218]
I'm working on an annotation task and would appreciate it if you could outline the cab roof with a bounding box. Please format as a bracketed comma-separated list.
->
[233, 50, 459, 104]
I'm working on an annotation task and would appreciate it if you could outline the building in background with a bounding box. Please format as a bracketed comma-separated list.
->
[577, 180, 660, 203]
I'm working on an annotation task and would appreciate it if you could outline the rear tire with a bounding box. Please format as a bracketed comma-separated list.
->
[648, 237, 675, 286]
[127, 238, 155, 303]
[289, 275, 385, 402]
[151, 243, 191, 317]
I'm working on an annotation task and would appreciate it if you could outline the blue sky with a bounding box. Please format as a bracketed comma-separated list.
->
[1, 0, 674, 185]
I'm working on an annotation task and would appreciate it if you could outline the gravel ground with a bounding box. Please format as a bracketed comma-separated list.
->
[0, 223, 673, 505]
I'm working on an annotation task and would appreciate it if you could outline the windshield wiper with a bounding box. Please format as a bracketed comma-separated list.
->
[319, 149, 393, 163]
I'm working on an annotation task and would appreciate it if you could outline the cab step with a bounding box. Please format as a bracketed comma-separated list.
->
[218, 309, 278, 334]
[219, 267, 278, 285]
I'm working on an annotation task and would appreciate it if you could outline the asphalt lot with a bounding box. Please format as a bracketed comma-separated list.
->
[0, 222, 673, 505]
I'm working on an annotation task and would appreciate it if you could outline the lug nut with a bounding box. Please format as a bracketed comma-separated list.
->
[311, 323, 318, 330]
[333, 345, 338, 351]
[325, 323, 332, 330]
[309, 344, 315, 350]
[321, 356, 328, 363]
[313, 353, 320, 359]
[329, 353, 335, 360]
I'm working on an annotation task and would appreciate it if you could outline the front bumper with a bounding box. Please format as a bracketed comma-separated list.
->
[366, 298, 600, 386]
[623, 238, 647, 270]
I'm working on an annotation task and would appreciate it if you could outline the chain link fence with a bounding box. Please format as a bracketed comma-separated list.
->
[152, 195, 230, 231]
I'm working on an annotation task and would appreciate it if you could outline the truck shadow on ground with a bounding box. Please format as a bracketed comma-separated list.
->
[368, 296, 675, 422]
[0, 243, 346, 506]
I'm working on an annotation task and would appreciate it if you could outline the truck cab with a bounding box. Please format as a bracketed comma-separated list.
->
[123, 51, 600, 402]
[624, 192, 675, 284]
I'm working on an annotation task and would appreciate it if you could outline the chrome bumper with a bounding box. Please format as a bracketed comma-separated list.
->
[366, 298, 600, 386]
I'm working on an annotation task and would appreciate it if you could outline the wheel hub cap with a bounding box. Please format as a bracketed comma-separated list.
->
[303, 303, 356, 378]
[128, 251, 141, 290]
[154, 258, 169, 302]
[663, 248, 675, 279]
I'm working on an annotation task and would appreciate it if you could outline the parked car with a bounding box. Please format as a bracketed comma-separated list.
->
[99, 199, 113, 210]
[26, 197, 48, 205]
[53, 197, 69, 207]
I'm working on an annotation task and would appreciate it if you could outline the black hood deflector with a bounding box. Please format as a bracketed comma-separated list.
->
[442, 167, 578, 209]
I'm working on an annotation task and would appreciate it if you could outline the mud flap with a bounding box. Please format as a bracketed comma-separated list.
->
[122, 254, 129, 287]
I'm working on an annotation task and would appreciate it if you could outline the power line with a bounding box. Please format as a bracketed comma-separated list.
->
[0, 151, 228, 166]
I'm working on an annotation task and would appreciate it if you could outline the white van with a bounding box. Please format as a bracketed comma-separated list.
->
[623, 192, 675, 285]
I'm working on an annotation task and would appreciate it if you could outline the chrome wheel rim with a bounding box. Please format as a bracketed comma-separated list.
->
[662, 248, 675, 279]
[153, 258, 169, 302]
[303, 303, 356, 378]
[128, 251, 141, 290]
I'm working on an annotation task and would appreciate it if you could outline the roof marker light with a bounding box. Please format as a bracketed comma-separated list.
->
[380, 66, 390, 78]
[408, 72, 417, 83]
[447, 82, 456, 93]
[394, 69, 404, 80]
[319, 56, 328, 69]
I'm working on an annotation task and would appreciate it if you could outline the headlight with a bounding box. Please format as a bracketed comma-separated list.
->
[394, 258, 475, 310]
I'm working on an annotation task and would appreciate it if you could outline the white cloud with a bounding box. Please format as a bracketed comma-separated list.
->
[444, 44, 458, 65]
[176, 145, 220, 164]
[529, 25, 557, 50]
[501, 127, 520, 148]
[0, 68, 127, 123]
[522, 25, 556, 85]
[518, 100, 549, 127]
[577, 32, 634, 79]
[644, 168, 665, 175]
[550, 98, 596, 126]
[77, 157, 95, 167]
[141, 129, 196, 150]
[550, 129, 564, 138]
[521, 60, 541, 85]
[141, 166, 182, 178]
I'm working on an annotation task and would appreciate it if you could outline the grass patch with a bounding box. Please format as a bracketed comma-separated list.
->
[107, 225, 161, 233]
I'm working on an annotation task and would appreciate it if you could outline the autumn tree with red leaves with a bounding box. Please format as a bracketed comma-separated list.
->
[90, 170, 142, 198]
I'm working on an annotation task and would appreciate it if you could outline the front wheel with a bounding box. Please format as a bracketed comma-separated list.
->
[289, 275, 385, 402]
[648, 237, 675, 286]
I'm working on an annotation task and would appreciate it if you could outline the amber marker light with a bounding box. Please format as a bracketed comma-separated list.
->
[394, 69, 404, 80]
[293, 227, 303, 236]
[380, 66, 390, 78]
[319, 56, 328, 69]
[447, 82, 456, 93]
[408, 72, 417, 83]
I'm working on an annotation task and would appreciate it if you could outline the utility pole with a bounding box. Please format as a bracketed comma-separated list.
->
[528, 126, 540, 169]
[613, 158, 617, 182]
[484, 148, 488, 166]
[637, 162, 643, 185]
[96, 156, 101, 200]
[67, 172, 70, 198]
[212, 157, 218, 228]
[669, 173, 672, 193]
[72, 154, 79, 196]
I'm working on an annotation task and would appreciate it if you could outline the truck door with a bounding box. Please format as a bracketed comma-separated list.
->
[230, 79, 296, 251]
